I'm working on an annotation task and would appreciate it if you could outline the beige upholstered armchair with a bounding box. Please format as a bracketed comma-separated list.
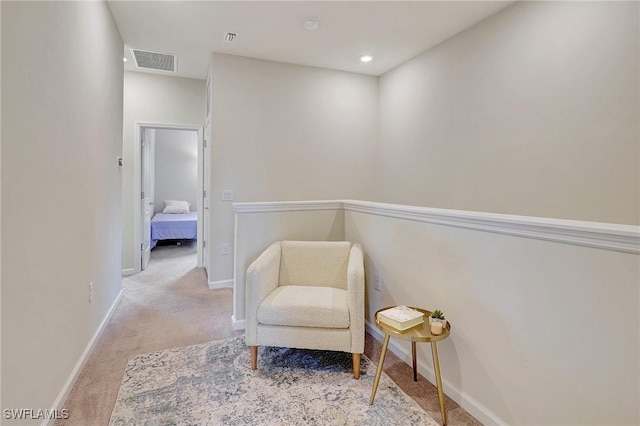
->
[245, 240, 365, 379]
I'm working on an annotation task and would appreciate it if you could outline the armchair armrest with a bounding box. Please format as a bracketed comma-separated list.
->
[347, 243, 365, 353]
[245, 241, 282, 345]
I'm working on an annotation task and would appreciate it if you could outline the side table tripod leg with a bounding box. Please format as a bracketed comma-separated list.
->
[431, 341, 447, 425]
[369, 333, 390, 405]
[412, 341, 417, 382]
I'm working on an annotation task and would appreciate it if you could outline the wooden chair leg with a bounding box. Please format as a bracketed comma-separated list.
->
[250, 346, 257, 370]
[352, 353, 361, 379]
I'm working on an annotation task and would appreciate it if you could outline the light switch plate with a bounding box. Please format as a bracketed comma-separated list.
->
[222, 190, 234, 201]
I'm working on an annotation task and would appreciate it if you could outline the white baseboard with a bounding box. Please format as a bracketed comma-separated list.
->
[365, 321, 506, 426]
[43, 290, 123, 426]
[231, 314, 246, 331]
[121, 268, 136, 276]
[208, 279, 233, 289]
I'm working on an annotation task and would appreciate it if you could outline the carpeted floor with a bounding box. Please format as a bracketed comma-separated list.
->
[57, 241, 481, 425]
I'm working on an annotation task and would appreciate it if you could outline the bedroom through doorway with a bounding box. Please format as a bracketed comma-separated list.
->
[137, 124, 207, 274]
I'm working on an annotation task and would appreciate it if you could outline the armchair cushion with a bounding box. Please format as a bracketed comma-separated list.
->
[257, 286, 350, 329]
[279, 241, 351, 288]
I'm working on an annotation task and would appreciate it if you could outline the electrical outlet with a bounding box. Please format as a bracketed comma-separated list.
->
[221, 243, 230, 255]
[89, 281, 94, 303]
[373, 274, 382, 292]
[222, 189, 234, 201]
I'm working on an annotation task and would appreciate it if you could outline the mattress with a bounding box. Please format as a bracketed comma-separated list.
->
[150, 211, 197, 249]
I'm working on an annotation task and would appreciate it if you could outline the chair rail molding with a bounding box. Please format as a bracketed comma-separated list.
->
[233, 199, 640, 254]
[233, 200, 343, 213]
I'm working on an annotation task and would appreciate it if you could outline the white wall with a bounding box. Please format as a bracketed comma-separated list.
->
[1, 2, 123, 423]
[345, 207, 638, 426]
[208, 54, 377, 282]
[153, 129, 198, 214]
[377, 1, 639, 225]
[0, 2, 4, 410]
[122, 72, 205, 271]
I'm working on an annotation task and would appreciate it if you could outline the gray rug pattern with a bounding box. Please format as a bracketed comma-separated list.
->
[110, 336, 437, 425]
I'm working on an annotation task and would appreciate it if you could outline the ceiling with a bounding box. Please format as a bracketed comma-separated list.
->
[107, 1, 515, 80]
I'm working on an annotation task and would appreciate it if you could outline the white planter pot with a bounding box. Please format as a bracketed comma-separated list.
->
[429, 317, 447, 328]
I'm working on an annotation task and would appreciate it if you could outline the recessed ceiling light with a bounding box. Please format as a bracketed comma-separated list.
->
[123, 57, 128, 62]
[304, 18, 319, 31]
[360, 55, 373, 63]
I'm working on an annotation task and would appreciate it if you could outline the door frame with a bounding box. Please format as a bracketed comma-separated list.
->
[140, 128, 155, 271]
[133, 122, 205, 272]
[202, 118, 211, 276]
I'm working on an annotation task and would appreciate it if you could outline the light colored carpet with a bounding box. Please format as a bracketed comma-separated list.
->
[110, 336, 438, 426]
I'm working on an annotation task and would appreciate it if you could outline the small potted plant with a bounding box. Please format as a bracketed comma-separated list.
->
[429, 310, 447, 335]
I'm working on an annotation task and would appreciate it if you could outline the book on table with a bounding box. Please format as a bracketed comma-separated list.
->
[377, 305, 424, 331]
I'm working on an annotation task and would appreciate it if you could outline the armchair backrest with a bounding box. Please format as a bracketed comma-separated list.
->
[279, 241, 352, 289]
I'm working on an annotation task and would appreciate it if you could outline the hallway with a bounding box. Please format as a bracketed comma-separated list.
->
[57, 242, 239, 425]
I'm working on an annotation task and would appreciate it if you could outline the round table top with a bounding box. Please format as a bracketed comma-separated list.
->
[374, 306, 451, 343]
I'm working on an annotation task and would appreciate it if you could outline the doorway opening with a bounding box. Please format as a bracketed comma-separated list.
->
[135, 123, 208, 274]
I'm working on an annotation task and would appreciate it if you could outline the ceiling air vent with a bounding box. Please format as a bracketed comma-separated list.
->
[224, 32, 238, 43]
[131, 49, 176, 72]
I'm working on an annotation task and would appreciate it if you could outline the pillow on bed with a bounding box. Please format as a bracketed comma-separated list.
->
[162, 200, 190, 214]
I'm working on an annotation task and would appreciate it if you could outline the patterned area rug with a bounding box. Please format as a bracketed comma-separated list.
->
[110, 336, 437, 425]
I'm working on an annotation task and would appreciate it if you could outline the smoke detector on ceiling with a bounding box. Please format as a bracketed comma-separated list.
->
[131, 49, 176, 73]
[303, 18, 319, 31]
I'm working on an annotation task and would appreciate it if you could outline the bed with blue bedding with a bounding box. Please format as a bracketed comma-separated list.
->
[150, 211, 197, 249]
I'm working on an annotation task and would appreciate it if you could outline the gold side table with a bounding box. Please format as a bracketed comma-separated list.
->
[369, 307, 451, 426]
